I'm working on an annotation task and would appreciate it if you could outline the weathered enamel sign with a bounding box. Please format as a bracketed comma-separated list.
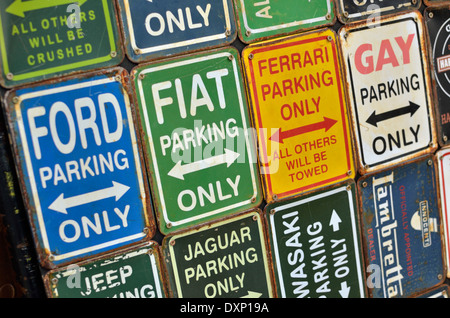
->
[3, 68, 154, 268]
[45, 241, 166, 298]
[425, 6, 450, 147]
[358, 156, 445, 298]
[339, 12, 436, 174]
[117, 0, 236, 63]
[0, 0, 123, 88]
[242, 29, 355, 202]
[162, 210, 274, 298]
[234, 0, 335, 43]
[337, 0, 420, 24]
[266, 180, 366, 298]
[132, 47, 261, 234]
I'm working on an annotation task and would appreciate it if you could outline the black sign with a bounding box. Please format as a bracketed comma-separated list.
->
[425, 6, 450, 146]
[338, 0, 419, 23]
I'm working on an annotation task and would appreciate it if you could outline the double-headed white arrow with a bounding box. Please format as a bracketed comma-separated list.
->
[48, 181, 130, 214]
[329, 209, 342, 232]
[168, 149, 240, 180]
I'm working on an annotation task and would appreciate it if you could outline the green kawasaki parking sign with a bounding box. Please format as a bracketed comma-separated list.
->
[133, 47, 262, 234]
[0, 0, 123, 88]
[266, 181, 366, 298]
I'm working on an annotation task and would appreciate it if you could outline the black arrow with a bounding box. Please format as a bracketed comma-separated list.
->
[366, 101, 420, 127]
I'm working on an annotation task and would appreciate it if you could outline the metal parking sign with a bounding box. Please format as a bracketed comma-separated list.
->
[45, 241, 166, 298]
[234, 0, 335, 43]
[162, 210, 274, 298]
[358, 156, 445, 298]
[242, 29, 355, 203]
[425, 6, 450, 147]
[436, 148, 450, 278]
[0, 0, 123, 88]
[339, 12, 436, 174]
[117, 0, 236, 63]
[133, 47, 261, 235]
[266, 181, 366, 298]
[3, 68, 154, 268]
[337, 0, 420, 24]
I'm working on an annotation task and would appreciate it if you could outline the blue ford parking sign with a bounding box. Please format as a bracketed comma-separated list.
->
[4, 68, 154, 268]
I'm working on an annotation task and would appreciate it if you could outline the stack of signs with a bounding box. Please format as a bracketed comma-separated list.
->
[116, 0, 237, 63]
[242, 28, 355, 202]
[336, 0, 420, 24]
[425, 5, 450, 147]
[339, 11, 436, 175]
[3, 68, 154, 268]
[162, 210, 273, 298]
[233, 0, 335, 43]
[265, 181, 366, 298]
[0, 0, 123, 88]
[45, 242, 166, 298]
[358, 156, 444, 298]
[132, 47, 262, 234]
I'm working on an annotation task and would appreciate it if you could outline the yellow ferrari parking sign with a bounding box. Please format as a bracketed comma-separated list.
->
[243, 29, 355, 202]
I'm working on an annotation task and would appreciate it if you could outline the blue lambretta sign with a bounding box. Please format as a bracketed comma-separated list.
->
[4, 68, 153, 268]
[358, 156, 445, 298]
[118, 0, 236, 62]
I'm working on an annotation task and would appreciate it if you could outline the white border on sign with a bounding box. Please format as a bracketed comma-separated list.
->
[239, 0, 331, 34]
[339, 0, 412, 19]
[16, 77, 147, 262]
[269, 185, 365, 298]
[137, 52, 258, 228]
[124, 0, 231, 55]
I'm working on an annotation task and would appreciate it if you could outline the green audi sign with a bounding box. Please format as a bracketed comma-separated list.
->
[266, 181, 366, 298]
[132, 47, 262, 234]
[234, 0, 335, 43]
[0, 0, 123, 87]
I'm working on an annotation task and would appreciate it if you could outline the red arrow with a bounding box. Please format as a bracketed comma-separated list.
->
[269, 117, 338, 144]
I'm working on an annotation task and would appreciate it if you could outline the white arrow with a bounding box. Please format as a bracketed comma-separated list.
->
[48, 181, 130, 214]
[339, 281, 350, 298]
[168, 149, 240, 180]
[240, 291, 262, 298]
[329, 209, 342, 232]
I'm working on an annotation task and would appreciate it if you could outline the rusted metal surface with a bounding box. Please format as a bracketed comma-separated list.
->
[339, 11, 437, 175]
[2, 67, 155, 269]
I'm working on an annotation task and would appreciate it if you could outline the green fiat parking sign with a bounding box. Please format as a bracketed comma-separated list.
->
[132, 47, 262, 234]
